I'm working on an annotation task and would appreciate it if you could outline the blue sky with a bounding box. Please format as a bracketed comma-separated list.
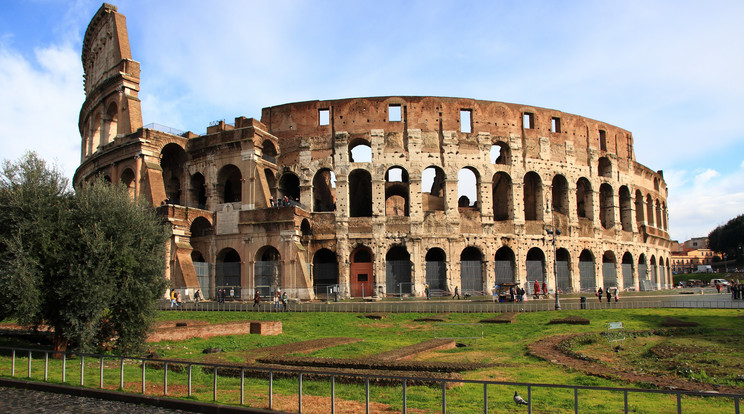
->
[1, 0, 743, 243]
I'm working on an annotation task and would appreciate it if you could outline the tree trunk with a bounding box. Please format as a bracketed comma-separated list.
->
[52, 330, 68, 358]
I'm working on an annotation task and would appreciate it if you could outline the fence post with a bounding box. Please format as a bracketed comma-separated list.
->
[62, 353, 66, 383]
[269, 371, 273, 410]
[366, 377, 370, 414]
[240, 368, 245, 405]
[213, 366, 217, 401]
[141, 359, 146, 394]
[27, 350, 31, 378]
[528, 385, 532, 414]
[403, 379, 407, 414]
[483, 383, 487, 414]
[80, 355, 85, 386]
[99, 356, 104, 388]
[441, 380, 446, 414]
[120, 358, 124, 390]
[188, 364, 192, 396]
[298, 373, 303, 413]
[331, 374, 336, 414]
[44, 352, 48, 381]
[677, 393, 682, 414]
[164, 362, 168, 395]
[624, 390, 628, 414]
[574, 387, 578, 414]
[11, 349, 15, 376]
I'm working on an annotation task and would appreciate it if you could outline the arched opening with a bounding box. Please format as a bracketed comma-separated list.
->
[422, 166, 446, 212]
[349, 139, 372, 163]
[425, 248, 447, 292]
[216, 248, 241, 298]
[492, 172, 512, 221]
[619, 186, 632, 231]
[638, 254, 649, 290]
[190, 216, 213, 237]
[646, 194, 655, 227]
[579, 249, 595, 292]
[460, 247, 483, 294]
[598, 157, 612, 178]
[255, 246, 281, 297]
[300, 219, 311, 236]
[494, 246, 516, 285]
[120, 168, 135, 197]
[655, 199, 663, 230]
[313, 169, 336, 212]
[313, 249, 338, 297]
[526, 248, 546, 292]
[190, 173, 207, 208]
[90, 112, 101, 154]
[658, 256, 667, 289]
[279, 172, 300, 204]
[350, 246, 373, 297]
[599, 183, 615, 229]
[261, 139, 278, 163]
[555, 248, 571, 293]
[523, 172, 543, 221]
[635, 190, 645, 226]
[161, 143, 187, 205]
[490, 142, 510, 165]
[576, 178, 593, 220]
[386, 246, 412, 296]
[265, 169, 277, 204]
[662, 202, 668, 231]
[349, 169, 373, 217]
[191, 249, 210, 298]
[649, 255, 658, 290]
[622, 252, 634, 290]
[551, 175, 569, 215]
[385, 167, 409, 216]
[602, 251, 617, 289]
[103, 101, 118, 145]
[217, 164, 242, 204]
[457, 167, 479, 210]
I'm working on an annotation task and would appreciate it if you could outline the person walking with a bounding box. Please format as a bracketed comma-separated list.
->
[542, 281, 548, 297]
[194, 289, 201, 304]
[170, 289, 177, 309]
[452, 286, 460, 300]
[281, 291, 288, 311]
[273, 292, 281, 310]
[534, 280, 540, 297]
[425, 283, 430, 300]
[606, 288, 612, 303]
[175, 291, 182, 308]
[597, 287, 603, 302]
[614, 288, 619, 303]
[253, 290, 261, 310]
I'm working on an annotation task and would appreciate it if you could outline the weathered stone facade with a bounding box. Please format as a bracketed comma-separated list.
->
[75, 4, 672, 301]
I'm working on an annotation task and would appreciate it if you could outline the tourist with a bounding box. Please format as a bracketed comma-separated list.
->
[170, 289, 177, 309]
[606, 288, 612, 303]
[253, 290, 261, 310]
[542, 281, 548, 297]
[194, 289, 201, 303]
[175, 291, 182, 308]
[425, 283, 430, 300]
[597, 287, 603, 302]
[614, 288, 619, 303]
[453, 286, 460, 300]
[534, 280, 540, 296]
[282, 291, 288, 311]
[274, 292, 280, 310]
[509, 286, 515, 302]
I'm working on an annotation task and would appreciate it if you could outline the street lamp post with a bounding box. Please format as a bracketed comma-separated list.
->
[546, 201, 561, 310]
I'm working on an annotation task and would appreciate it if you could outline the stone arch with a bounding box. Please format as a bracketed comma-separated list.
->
[103, 101, 118, 145]
[555, 248, 571, 293]
[386, 245, 412, 295]
[350, 246, 374, 297]
[255, 246, 281, 296]
[492, 172, 513, 221]
[619, 186, 632, 231]
[313, 248, 338, 294]
[579, 249, 596, 292]
[457, 167, 480, 210]
[90, 112, 102, 154]
[385, 166, 409, 216]
[217, 164, 242, 203]
[161, 143, 186, 205]
[422, 166, 446, 212]
[279, 172, 300, 203]
[621, 252, 634, 289]
[599, 183, 615, 229]
[349, 169, 372, 217]
[120, 168, 135, 197]
[190, 172, 207, 208]
[576, 178, 593, 220]
[261, 139, 278, 163]
[649, 255, 658, 288]
[655, 199, 663, 230]
[638, 253, 649, 288]
[526, 247, 546, 285]
[523, 172, 543, 221]
[602, 251, 617, 289]
[490, 142, 511, 165]
[662, 201, 668, 231]
[349, 138, 372, 163]
[313, 168, 336, 212]
[264, 169, 277, 203]
[635, 189, 645, 226]
[460, 246, 484, 294]
[598, 156, 612, 178]
[216, 248, 241, 294]
[425, 248, 447, 291]
[300, 218, 311, 236]
[551, 174, 569, 215]
[190, 216, 213, 237]
[646, 194, 655, 227]
[494, 246, 516, 284]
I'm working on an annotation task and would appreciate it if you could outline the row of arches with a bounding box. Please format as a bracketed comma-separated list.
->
[84, 101, 119, 157]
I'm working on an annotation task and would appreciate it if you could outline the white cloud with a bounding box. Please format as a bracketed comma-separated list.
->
[0, 44, 84, 181]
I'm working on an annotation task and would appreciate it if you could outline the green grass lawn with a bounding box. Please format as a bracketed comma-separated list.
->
[2, 308, 743, 413]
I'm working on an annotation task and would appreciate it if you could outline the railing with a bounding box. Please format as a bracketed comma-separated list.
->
[1, 346, 741, 413]
[160, 298, 744, 313]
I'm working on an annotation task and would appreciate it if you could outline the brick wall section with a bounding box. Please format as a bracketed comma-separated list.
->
[147, 320, 282, 342]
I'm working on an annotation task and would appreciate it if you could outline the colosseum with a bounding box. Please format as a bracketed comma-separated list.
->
[74, 4, 672, 301]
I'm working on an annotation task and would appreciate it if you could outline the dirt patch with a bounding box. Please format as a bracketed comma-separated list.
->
[479, 312, 517, 324]
[528, 332, 744, 393]
[660, 317, 699, 327]
[369, 338, 456, 361]
[360, 313, 387, 320]
[414, 313, 450, 322]
[242, 337, 362, 361]
[548, 316, 590, 325]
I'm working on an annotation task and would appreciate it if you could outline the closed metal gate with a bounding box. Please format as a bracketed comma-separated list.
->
[602, 263, 617, 288]
[494, 261, 515, 285]
[526, 260, 544, 282]
[313, 263, 338, 286]
[556, 260, 571, 293]
[651, 266, 658, 288]
[659, 266, 666, 288]
[638, 263, 648, 281]
[255, 261, 280, 297]
[194, 262, 212, 299]
[386, 261, 412, 295]
[426, 261, 447, 291]
[460, 261, 483, 294]
[216, 262, 240, 289]
[622, 263, 633, 289]
[579, 261, 595, 291]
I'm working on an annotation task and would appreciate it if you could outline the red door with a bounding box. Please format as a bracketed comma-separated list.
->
[350, 247, 373, 297]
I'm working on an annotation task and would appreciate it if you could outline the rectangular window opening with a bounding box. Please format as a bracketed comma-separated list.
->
[551, 117, 561, 133]
[599, 130, 607, 151]
[460, 109, 472, 133]
[388, 104, 402, 122]
[523, 112, 534, 129]
[319, 108, 330, 126]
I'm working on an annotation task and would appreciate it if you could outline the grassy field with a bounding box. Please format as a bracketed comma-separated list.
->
[2, 308, 743, 413]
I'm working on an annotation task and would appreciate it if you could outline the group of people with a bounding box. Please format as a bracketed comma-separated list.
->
[252, 290, 288, 311]
[596, 286, 619, 302]
[215, 288, 235, 303]
[730, 281, 744, 299]
[170, 290, 182, 308]
[270, 196, 298, 208]
[533, 280, 549, 298]
[509, 286, 527, 302]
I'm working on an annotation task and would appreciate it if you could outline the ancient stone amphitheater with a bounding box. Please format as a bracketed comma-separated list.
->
[74, 4, 671, 301]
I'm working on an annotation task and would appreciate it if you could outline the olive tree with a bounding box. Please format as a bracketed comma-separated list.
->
[0, 152, 169, 354]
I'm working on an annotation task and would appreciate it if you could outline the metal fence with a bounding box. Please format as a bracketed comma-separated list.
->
[1, 345, 740, 414]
